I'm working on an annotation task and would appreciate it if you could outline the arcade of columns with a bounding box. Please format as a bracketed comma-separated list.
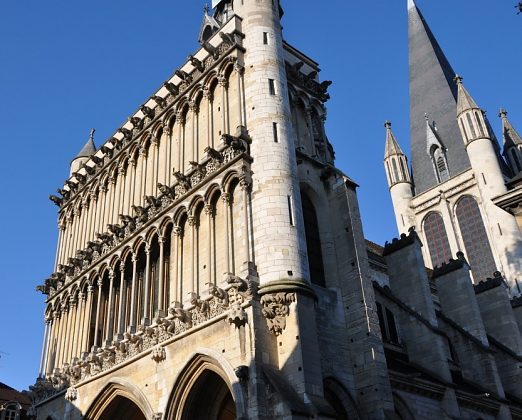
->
[39, 56, 252, 377]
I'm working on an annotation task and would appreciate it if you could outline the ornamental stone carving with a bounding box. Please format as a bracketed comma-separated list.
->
[151, 345, 166, 363]
[260, 293, 296, 336]
[65, 386, 78, 402]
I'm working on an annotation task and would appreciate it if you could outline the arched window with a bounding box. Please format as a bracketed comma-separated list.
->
[392, 159, 400, 183]
[466, 113, 477, 139]
[456, 197, 496, 283]
[511, 149, 522, 173]
[475, 111, 485, 137]
[431, 146, 449, 183]
[399, 158, 408, 180]
[301, 192, 326, 287]
[423, 212, 452, 267]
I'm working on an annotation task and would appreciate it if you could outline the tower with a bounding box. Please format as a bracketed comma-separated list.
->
[385, 0, 522, 292]
[500, 108, 522, 175]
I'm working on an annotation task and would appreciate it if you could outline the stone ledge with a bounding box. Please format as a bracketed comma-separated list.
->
[473, 272, 504, 295]
[382, 228, 421, 257]
[431, 252, 468, 279]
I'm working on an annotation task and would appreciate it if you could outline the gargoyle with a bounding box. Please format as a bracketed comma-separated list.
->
[129, 117, 143, 130]
[87, 240, 103, 253]
[77, 249, 93, 263]
[132, 206, 149, 224]
[82, 164, 95, 175]
[222, 134, 244, 150]
[175, 69, 190, 81]
[140, 105, 154, 119]
[91, 155, 104, 166]
[209, 284, 228, 305]
[173, 171, 191, 191]
[168, 306, 190, 324]
[96, 232, 113, 245]
[201, 41, 218, 58]
[188, 55, 204, 72]
[58, 264, 75, 277]
[151, 95, 167, 108]
[36, 284, 50, 295]
[219, 32, 235, 46]
[49, 195, 63, 206]
[119, 215, 136, 231]
[145, 196, 161, 208]
[111, 137, 124, 150]
[191, 295, 209, 313]
[319, 80, 333, 93]
[71, 172, 86, 184]
[68, 257, 82, 268]
[204, 146, 223, 162]
[157, 183, 176, 200]
[100, 146, 114, 158]
[65, 180, 78, 191]
[163, 82, 179, 96]
[118, 127, 133, 142]
[107, 224, 125, 239]
[57, 188, 70, 200]
[189, 161, 206, 174]
[305, 70, 318, 81]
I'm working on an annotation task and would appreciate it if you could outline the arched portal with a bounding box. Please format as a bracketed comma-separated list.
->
[97, 396, 146, 420]
[181, 370, 236, 420]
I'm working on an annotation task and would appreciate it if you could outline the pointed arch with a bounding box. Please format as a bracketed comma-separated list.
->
[84, 378, 154, 420]
[423, 211, 452, 268]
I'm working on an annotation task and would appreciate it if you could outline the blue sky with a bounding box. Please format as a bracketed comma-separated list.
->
[0, 0, 520, 391]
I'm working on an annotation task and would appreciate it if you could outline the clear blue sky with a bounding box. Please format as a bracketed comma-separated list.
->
[0, 0, 520, 391]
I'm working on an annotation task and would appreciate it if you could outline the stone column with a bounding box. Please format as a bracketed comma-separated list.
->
[57, 302, 69, 368]
[117, 262, 127, 340]
[81, 285, 94, 356]
[129, 253, 138, 333]
[49, 311, 61, 374]
[157, 236, 166, 317]
[189, 100, 199, 162]
[39, 318, 51, 377]
[93, 278, 103, 350]
[151, 134, 159, 196]
[170, 226, 182, 305]
[234, 62, 245, 128]
[305, 107, 315, 156]
[162, 123, 171, 186]
[188, 216, 197, 295]
[240, 173, 252, 275]
[107, 176, 116, 226]
[222, 192, 232, 277]
[204, 204, 215, 286]
[104, 270, 116, 346]
[142, 245, 152, 326]
[66, 296, 78, 362]
[176, 112, 185, 173]
[203, 87, 213, 150]
[219, 76, 229, 134]
[75, 292, 86, 358]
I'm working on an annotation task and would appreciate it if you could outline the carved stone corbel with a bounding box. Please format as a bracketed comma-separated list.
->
[151, 345, 166, 363]
[65, 386, 78, 402]
[260, 293, 296, 336]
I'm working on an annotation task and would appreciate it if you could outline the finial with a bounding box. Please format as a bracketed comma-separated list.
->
[204, 3, 210, 14]
[89, 128, 96, 141]
[454, 74, 463, 85]
[384, 120, 392, 129]
[499, 108, 508, 119]
[407, 0, 416, 10]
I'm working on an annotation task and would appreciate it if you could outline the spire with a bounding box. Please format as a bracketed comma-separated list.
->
[76, 129, 97, 158]
[408, 0, 470, 194]
[384, 121, 405, 159]
[500, 108, 522, 150]
[455, 75, 480, 116]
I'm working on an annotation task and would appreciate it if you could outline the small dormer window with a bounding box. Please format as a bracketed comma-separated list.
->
[430, 146, 449, 183]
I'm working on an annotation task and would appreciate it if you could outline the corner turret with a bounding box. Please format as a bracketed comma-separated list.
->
[70, 129, 96, 177]
[500, 108, 522, 175]
[384, 121, 415, 234]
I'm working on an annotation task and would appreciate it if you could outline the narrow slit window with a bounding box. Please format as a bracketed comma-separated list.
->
[466, 113, 477, 139]
[268, 79, 276, 95]
[263, 32, 269, 45]
[287, 195, 294, 226]
[273, 122, 279, 143]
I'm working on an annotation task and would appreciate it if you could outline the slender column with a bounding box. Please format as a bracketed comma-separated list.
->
[140, 148, 148, 206]
[157, 236, 166, 316]
[43, 316, 54, 376]
[219, 76, 229, 134]
[127, 159, 136, 214]
[222, 192, 232, 275]
[189, 101, 198, 162]
[153, 134, 160, 196]
[113, 171, 122, 223]
[235, 63, 245, 128]
[71, 209, 80, 259]
[142, 245, 152, 325]
[148, 137, 158, 196]
[78, 203, 87, 251]
[117, 262, 127, 339]
[177, 113, 185, 173]
[65, 214, 74, 264]
[240, 176, 252, 270]
[104, 270, 116, 345]
[57, 303, 68, 368]
[305, 107, 316, 155]
[89, 192, 98, 242]
[170, 226, 181, 304]
[81, 285, 94, 355]
[74, 292, 85, 358]
[109, 176, 118, 225]
[129, 253, 138, 332]
[162, 123, 171, 186]
[95, 187, 104, 237]
[56, 223, 66, 268]
[39, 318, 50, 377]
[177, 228, 185, 303]
[84, 199, 93, 246]
[93, 278, 103, 350]
[50, 311, 62, 374]
[188, 216, 197, 295]
[203, 88, 213, 150]
[99, 186, 108, 235]
[205, 204, 215, 286]
[66, 296, 78, 362]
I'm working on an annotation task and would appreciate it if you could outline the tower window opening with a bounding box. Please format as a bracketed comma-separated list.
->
[392, 159, 400, 183]
[287, 195, 294, 226]
[475, 111, 485, 137]
[263, 32, 269, 45]
[399, 158, 408, 180]
[456, 196, 497, 283]
[431, 146, 449, 183]
[268, 79, 276, 95]
[511, 149, 522, 172]
[460, 119, 469, 142]
[273, 122, 279, 143]
[423, 212, 452, 268]
[376, 302, 400, 344]
[300, 192, 325, 287]
[466, 113, 477, 139]
[385, 161, 392, 185]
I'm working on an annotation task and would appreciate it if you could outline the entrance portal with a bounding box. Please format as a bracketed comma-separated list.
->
[97, 396, 146, 420]
[181, 370, 236, 420]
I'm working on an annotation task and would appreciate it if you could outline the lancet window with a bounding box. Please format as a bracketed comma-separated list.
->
[423, 212, 452, 268]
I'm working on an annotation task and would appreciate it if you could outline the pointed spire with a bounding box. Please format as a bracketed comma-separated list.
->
[76, 129, 97, 158]
[455, 75, 480, 116]
[384, 121, 405, 159]
[500, 108, 522, 150]
[408, 1, 470, 194]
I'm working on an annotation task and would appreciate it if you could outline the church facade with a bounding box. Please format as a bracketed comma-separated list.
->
[30, 1, 522, 419]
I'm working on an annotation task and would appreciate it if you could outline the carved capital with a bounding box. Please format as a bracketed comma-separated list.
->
[173, 226, 183, 237]
[221, 192, 231, 205]
[202, 87, 213, 101]
[187, 215, 197, 227]
[151, 345, 166, 363]
[218, 76, 229, 88]
[260, 293, 296, 336]
[97, 278, 103, 288]
[204, 204, 215, 217]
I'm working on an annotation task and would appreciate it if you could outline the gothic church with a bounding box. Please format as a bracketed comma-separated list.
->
[29, 0, 522, 419]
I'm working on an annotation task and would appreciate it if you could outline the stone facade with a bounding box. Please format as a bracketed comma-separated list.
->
[31, 1, 522, 419]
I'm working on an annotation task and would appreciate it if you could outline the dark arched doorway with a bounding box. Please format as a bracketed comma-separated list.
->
[181, 370, 236, 420]
[98, 396, 146, 420]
